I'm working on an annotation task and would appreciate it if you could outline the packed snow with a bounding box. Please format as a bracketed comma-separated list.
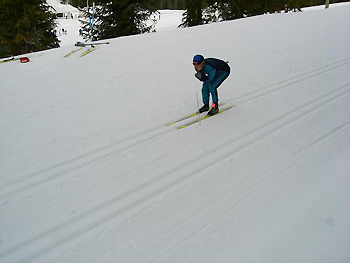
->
[0, 3, 350, 263]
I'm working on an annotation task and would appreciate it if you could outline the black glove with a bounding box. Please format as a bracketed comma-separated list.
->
[195, 71, 208, 82]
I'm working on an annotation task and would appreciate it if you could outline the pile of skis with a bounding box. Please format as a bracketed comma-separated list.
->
[75, 41, 110, 48]
[63, 41, 110, 58]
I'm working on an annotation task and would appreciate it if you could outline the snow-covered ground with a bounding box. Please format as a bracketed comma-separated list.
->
[56, 18, 84, 47]
[152, 10, 184, 31]
[1, 3, 350, 263]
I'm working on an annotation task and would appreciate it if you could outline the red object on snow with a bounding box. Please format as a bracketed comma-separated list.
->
[20, 57, 30, 63]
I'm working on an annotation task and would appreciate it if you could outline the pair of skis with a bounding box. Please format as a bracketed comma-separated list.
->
[63, 46, 99, 58]
[166, 104, 236, 129]
[63, 41, 110, 58]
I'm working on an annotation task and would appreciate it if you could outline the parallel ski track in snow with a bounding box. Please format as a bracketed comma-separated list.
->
[1, 57, 349, 198]
[1, 58, 350, 262]
[232, 57, 350, 104]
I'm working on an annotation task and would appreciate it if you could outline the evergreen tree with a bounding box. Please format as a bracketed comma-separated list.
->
[155, 0, 185, 9]
[179, 0, 204, 27]
[79, 0, 157, 41]
[203, 1, 220, 23]
[70, 0, 87, 8]
[213, 0, 244, 21]
[0, 0, 59, 58]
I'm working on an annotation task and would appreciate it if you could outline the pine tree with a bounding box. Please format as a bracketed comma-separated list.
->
[79, 0, 157, 41]
[179, 0, 204, 27]
[70, 0, 87, 8]
[0, 0, 59, 58]
[217, 0, 239, 21]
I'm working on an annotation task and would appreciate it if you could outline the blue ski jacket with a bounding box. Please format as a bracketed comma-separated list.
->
[195, 58, 230, 84]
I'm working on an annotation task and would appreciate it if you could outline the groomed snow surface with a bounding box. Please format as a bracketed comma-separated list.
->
[1, 4, 350, 263]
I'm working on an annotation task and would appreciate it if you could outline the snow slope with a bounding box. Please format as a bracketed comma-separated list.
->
[152, 10, 184, 31]
[1, 4, 350, 263]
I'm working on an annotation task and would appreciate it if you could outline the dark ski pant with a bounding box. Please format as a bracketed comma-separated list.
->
[202, 70, 230, 106]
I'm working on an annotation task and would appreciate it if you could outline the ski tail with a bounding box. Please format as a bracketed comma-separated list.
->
[166, 112, 198, 126]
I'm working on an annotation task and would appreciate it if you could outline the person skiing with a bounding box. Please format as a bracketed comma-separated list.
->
[193, 54, 230, 115]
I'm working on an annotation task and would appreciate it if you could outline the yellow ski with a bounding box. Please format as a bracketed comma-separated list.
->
[177, 105, 236, 129]
[166, 103, 226, 126]
[63, 47, 82, 58]
[79, 46, 99, 58]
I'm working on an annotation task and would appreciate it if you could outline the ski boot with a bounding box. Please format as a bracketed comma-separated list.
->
[198, 104, 210, 113]
[207, 103, 219, 116]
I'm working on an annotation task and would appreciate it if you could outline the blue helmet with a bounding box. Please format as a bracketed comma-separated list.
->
[193, 54, 204, 64]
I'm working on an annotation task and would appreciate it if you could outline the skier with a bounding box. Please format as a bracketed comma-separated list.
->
[193, 54, 230, 115]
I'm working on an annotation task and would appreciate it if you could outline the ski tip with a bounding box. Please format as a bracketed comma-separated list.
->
[165, 122, 175, 126]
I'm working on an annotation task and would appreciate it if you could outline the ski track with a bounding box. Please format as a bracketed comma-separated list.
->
[70, 88, 350, 262]
[0, 58, 347, 206]
[148, 124, 350, 263]
[16, 88, 350, 263]
[1, 62, 349, 197]
[0, 59, 349, 262]
[1, 56, 349, 197]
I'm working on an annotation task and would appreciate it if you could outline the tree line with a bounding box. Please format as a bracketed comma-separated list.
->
[69, 0, 347, 10]
[0, 0, 348, 58]
[78, 0, 348, 41]
[68, 0, 186, 9]
[180, 0, 348, 27]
